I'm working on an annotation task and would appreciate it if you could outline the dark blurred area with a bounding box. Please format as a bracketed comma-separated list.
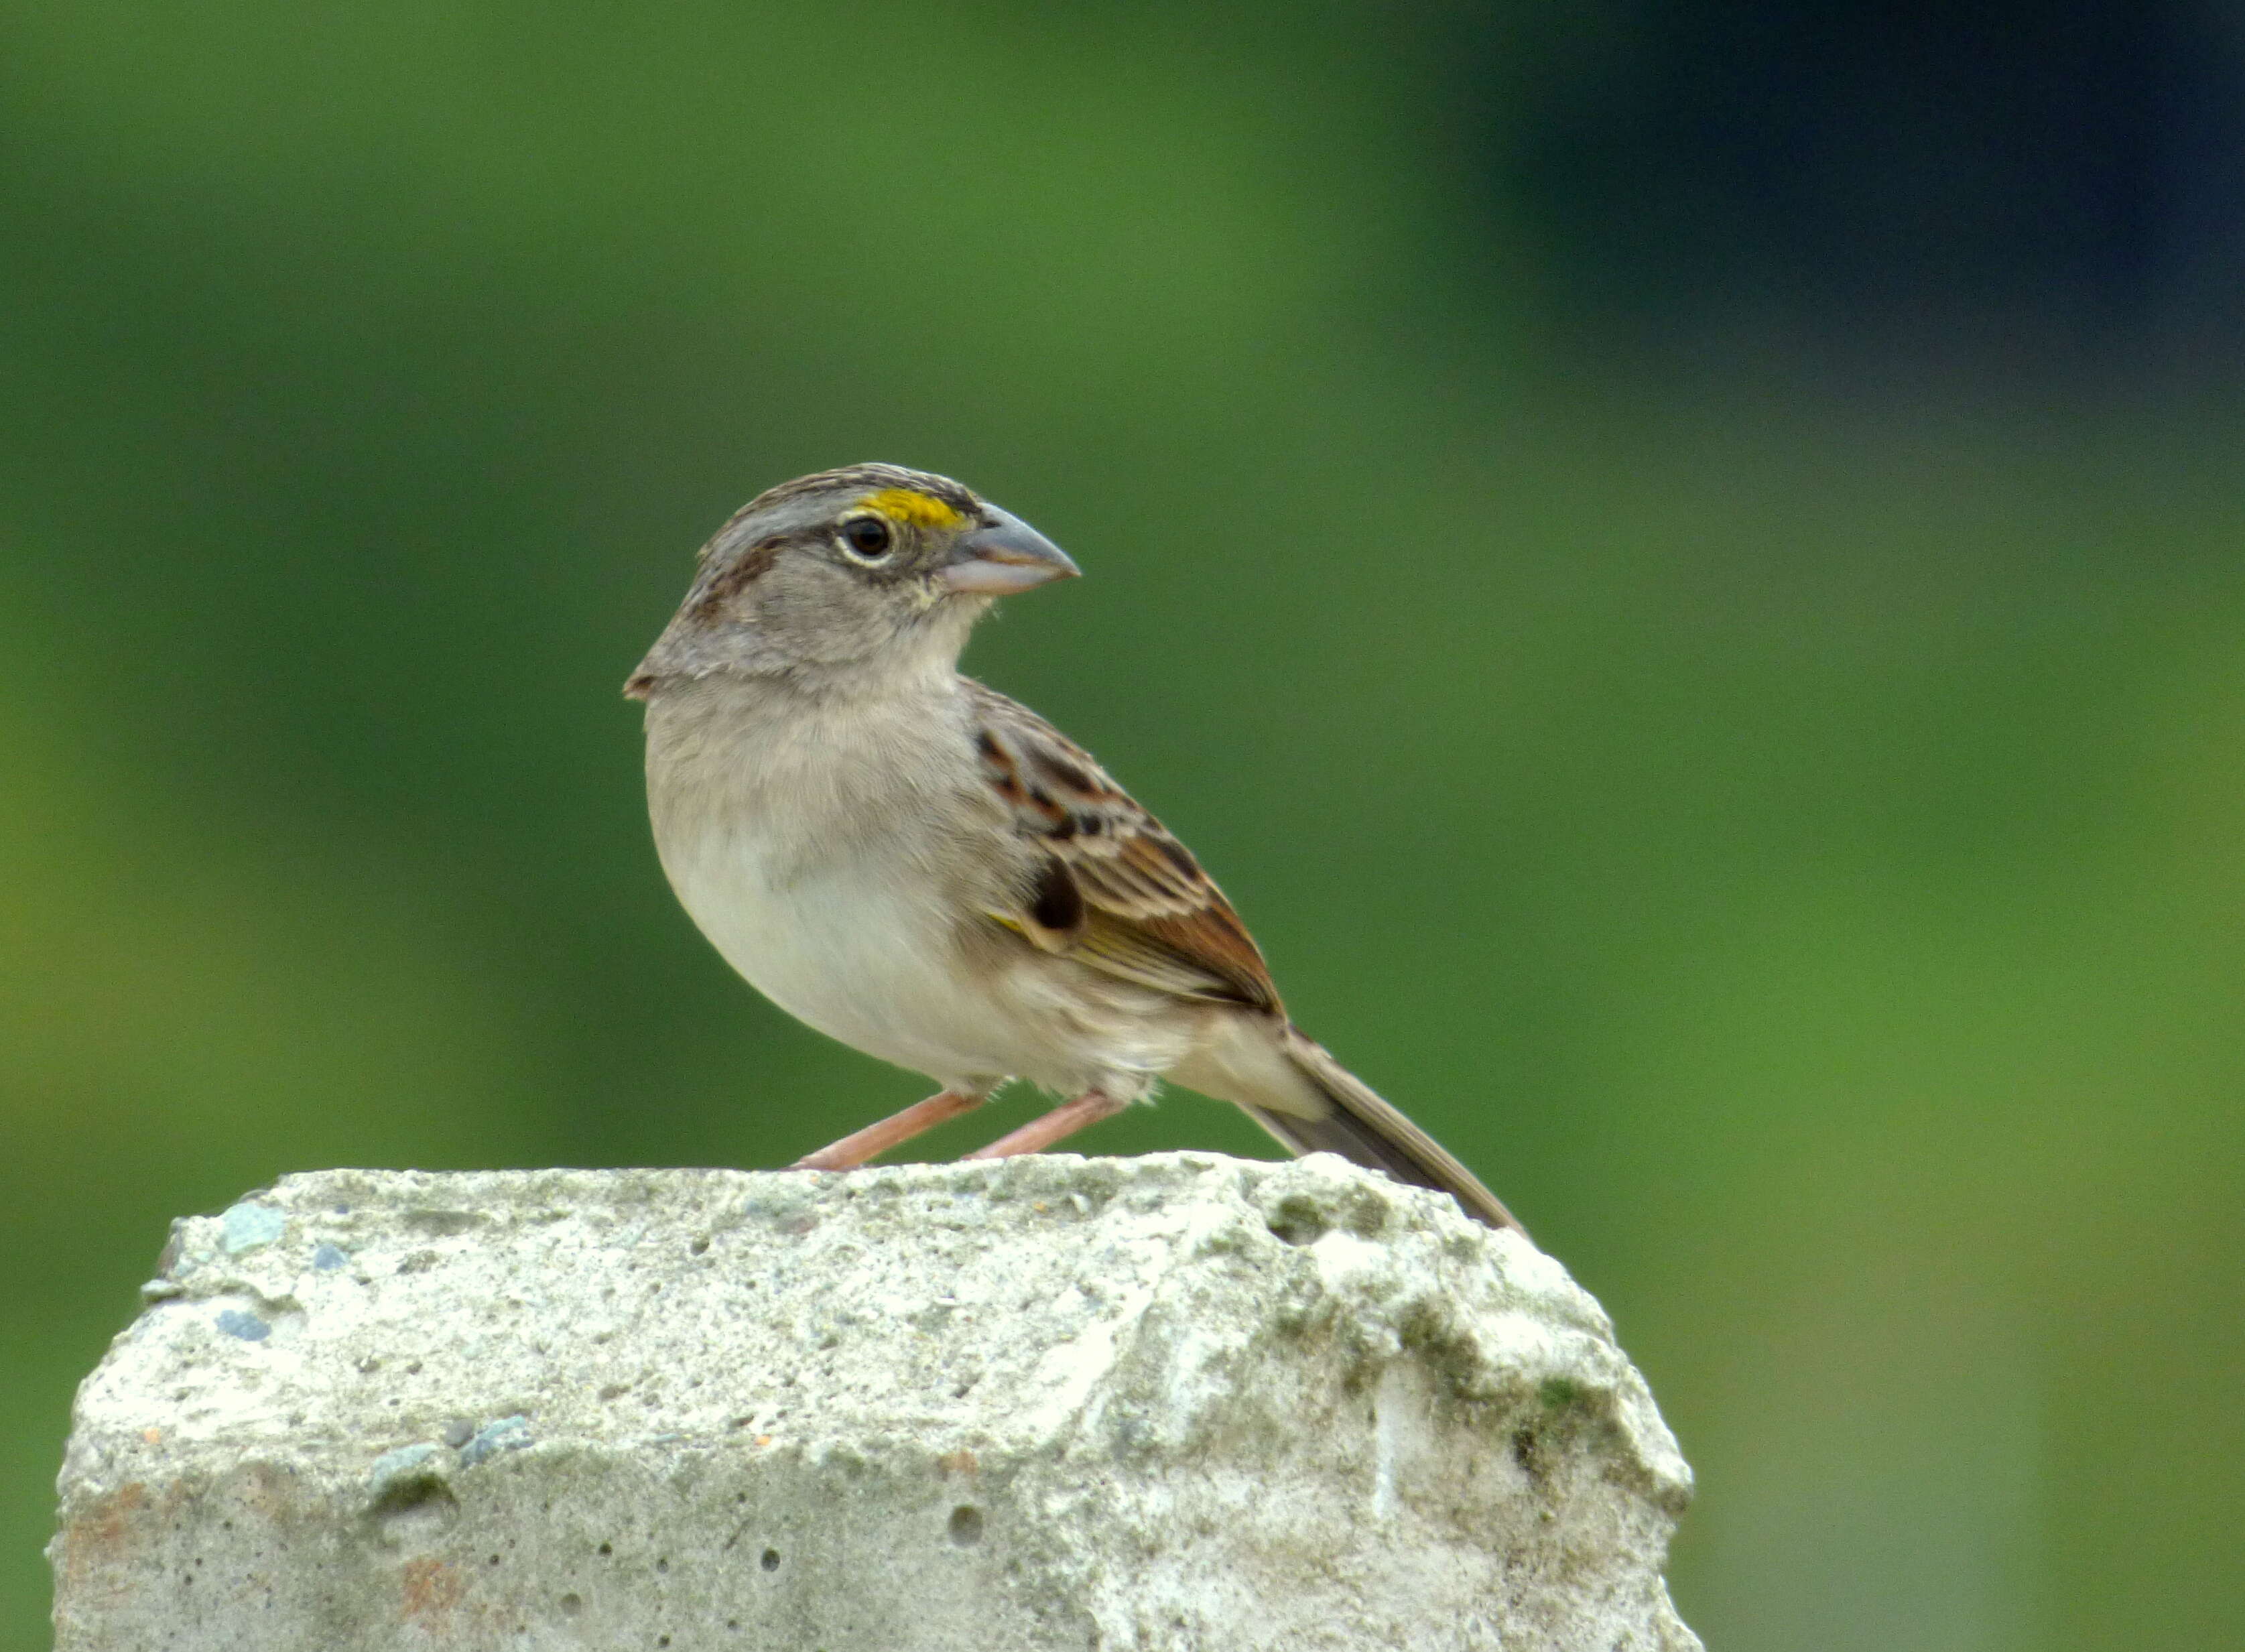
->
[1474, 0, 2245, 382]
[3, 3, 2240, 1648]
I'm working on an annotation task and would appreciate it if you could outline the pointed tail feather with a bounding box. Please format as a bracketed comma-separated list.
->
[1244, 1027, 1525, 1235]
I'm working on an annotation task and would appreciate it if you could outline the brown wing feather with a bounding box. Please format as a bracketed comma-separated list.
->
[966, 681, 1281, 1013]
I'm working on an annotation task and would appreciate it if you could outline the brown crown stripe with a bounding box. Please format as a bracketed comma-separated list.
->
[745, 463, 980, 519]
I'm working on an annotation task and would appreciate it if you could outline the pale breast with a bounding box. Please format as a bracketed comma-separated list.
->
[644, 678, 1029, 1083]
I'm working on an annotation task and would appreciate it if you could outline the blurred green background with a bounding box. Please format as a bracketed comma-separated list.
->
[6, 2, 2243, 1646]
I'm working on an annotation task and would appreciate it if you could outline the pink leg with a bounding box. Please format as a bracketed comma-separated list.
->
[961, 1091, 1129, 1160]
[793, 1089, 984, 1171]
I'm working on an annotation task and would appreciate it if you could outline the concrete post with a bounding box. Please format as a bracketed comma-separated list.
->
[53, 1153, 1698, 1650]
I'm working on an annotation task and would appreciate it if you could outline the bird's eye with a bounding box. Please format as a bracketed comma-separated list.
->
[840, 517, 894, 561]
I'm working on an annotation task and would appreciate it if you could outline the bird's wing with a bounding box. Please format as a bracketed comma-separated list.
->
[964, 681, 1281, 1013]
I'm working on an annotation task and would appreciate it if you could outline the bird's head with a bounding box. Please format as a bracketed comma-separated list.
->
[626, 463, 1079, 697]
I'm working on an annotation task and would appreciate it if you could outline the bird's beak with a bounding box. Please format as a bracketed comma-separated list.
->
[938, 510, 1082, 595]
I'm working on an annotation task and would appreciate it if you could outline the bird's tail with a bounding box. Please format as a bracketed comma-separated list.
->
[1174, 1015, 1525, 1234]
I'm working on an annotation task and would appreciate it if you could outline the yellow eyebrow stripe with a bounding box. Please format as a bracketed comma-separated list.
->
[863, 488, 967, 529]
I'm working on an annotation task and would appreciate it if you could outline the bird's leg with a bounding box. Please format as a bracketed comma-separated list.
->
[793, 1089, 984, 1171]
[961, 1091, 1129, 1159]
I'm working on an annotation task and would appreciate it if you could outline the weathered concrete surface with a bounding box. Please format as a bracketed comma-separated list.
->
[53, 1153, 1697, 1651]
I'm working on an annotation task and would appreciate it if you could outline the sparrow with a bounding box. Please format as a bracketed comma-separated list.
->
[627, 463, 1521, 1232]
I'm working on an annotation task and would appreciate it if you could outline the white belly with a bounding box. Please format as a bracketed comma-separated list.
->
[663, 823, 1015, 1086]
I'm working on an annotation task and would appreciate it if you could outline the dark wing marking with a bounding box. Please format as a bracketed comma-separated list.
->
[965, 681, 1280, 1013]
[1023, 856, 1088, 946]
